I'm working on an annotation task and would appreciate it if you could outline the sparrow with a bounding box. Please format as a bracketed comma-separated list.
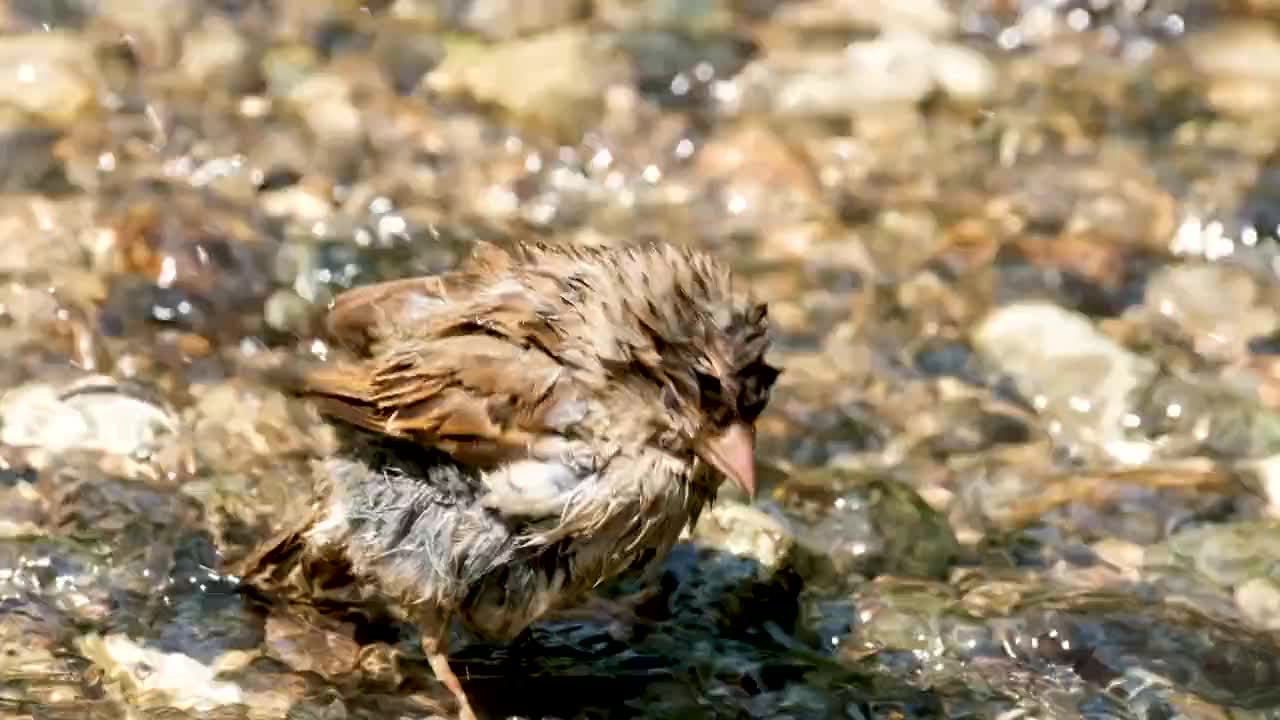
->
[231, 239, 779, 720]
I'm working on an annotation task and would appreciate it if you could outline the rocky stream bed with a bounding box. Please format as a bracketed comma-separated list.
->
[5, 1, 1280, 718]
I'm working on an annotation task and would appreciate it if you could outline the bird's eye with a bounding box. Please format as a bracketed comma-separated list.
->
[695, 369, 737, 425]
[694, 370, 722, 403]
[736, 362, 780, 422]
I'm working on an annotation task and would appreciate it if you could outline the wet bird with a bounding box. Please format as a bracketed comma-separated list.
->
[233, 239, 779, 719]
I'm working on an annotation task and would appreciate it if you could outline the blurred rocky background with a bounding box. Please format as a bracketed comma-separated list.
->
[4, 0, 1280, 718]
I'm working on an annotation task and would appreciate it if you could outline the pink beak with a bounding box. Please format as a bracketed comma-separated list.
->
[696, 422, 757, 497]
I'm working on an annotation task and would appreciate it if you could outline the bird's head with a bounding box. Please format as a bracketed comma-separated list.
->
[545, 242, 780, 497]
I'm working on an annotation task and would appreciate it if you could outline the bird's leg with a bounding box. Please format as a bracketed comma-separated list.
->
[418, 614, 477, 720]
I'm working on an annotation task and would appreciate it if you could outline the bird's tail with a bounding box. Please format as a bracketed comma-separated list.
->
[228, 512, 377, 609]
[225, 516, 314, 594]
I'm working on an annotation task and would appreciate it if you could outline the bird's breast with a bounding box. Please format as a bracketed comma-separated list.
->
[477, 458, 588, 520]
[461, 451, 707, 640]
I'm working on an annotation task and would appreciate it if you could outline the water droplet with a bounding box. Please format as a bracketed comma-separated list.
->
[670, 73, 691, 96]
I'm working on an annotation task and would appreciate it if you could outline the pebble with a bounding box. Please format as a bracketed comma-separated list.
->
[0, 194, 94, 274]
[0, 116, 64, 193]
[264, 613, 360, 680]
[262, 44, 323, 99]
[596, 0, 734, 32]
[773, 0, 957, 37]
[1142, 262, 1278, 363]
[1163, 520, 1280, 588]
[974, 301, 1159, 465]
[689, 500, 795, 573]
[179, 13, 252, 87]
[929, 41, 997, 102]
[425, 27, 628, 136]
[92, 0, 195, 67]
[78, 633, 244, 711]
[0, 377, 176, 460]
[1235, 576, 1280, 630]
[1185, 20, 1280, 115]
[0, 31, 97, 127]
[1243, 453, 1280, 515]
[259, 184, 335, 223]
[783, 469, 959, 582]
[0, 477, 45, 539]
[730, 31, 994, 117]
[449, 0, 590, 40]
[288, 71, 366, 147]
[0, 1, 1275, 716]
[263, 288, 313, 334]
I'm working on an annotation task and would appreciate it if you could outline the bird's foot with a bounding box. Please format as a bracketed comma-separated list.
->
[420, 623, 478, 720]
[425, 649, 477, 720]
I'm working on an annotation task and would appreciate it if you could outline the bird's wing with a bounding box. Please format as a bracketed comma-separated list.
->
[323, 240, 525, 354]
[297, 335, 587, 468]
[291, 255, 595, 470]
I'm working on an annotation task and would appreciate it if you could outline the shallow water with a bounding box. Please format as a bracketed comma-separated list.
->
[4, 0, 1280, 718]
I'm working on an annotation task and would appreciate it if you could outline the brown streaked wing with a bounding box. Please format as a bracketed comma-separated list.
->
[457, 240, 517, 274]
[280, 362, 387, 436]
[325, 242, 521, 351]
[325, 277, 438, 351]
[300, 334, 581, 468]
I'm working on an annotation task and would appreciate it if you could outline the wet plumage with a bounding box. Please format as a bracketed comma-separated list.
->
[233, 240, 779, 719]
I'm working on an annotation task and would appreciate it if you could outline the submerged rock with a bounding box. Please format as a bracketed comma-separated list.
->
[1185, 20, 1280, 115]
[0, 375, 176, 461]
[728, 31, 994, 117]
[848, 579, 1280, 715]
[263, 611, 360, 680]
[1140, 262, 1278, 363]
[973, 301, 1158, 465]
[424, 27, 631, 139]
[95, 184, 281, 346]
[0, 31, 98, 127]
[688, 498, 795, 573]
[444, 0, 591, 40]
[780, 468, 959, 584]
[0, 1, 1278, 719]
[78, 633, 246, 712]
